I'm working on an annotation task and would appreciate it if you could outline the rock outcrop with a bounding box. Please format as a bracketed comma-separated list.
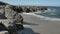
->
[0, 2, 47, 13]
[0, 2, 24, 34]
[11, 6, 47, 13]
[0, 1, 47, 34]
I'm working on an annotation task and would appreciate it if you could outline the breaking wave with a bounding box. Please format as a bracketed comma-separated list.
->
[22, 7, 60, 21]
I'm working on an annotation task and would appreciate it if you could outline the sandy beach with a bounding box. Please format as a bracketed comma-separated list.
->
[21, 13, 60, 34]
[0, 13, 60, 34]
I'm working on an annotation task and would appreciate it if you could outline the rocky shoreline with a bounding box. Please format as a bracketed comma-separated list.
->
[0, 1, 47, 34]
[0, 1, 47, 13]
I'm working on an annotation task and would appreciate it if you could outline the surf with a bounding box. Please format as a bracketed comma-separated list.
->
[22, 7, 60, 21]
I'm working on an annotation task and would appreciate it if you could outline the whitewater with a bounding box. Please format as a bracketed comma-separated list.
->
[22, 7, 60, 21]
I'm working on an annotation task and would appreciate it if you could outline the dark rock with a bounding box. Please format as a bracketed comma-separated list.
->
[8, 25, 18, 34]
[0, 1, 9, 5]
[26, 8, 32, 13]
[15, 24, 24, 31]
[0, 8, 7, 19]
[0, 22, 7, 31]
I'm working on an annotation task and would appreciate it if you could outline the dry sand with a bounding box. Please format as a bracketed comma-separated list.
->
[21, 14, 60, 34]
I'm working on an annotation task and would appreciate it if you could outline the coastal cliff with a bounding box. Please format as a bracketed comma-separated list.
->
[0, 1, 47, 13]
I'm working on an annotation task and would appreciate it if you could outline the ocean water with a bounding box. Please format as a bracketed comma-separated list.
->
[23, 7, 60, 21]
[35, 7, 60, 18]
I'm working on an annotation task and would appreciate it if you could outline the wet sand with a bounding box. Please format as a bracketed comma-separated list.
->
[21, 14, 60, 34]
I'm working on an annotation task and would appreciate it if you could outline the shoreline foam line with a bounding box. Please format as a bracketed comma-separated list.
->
[22, 13, 60, 21]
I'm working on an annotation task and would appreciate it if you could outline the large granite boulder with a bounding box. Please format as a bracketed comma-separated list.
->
[5, 5, 23, 23]
[12, 6, 23, 13]
[0, 5, 24, 34]
[5, 5, 17, 19]
[5, 5, 24, 27]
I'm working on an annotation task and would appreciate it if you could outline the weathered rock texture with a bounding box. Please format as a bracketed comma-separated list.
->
[0, 2, 24, 34]
[12, 6, 47, 13]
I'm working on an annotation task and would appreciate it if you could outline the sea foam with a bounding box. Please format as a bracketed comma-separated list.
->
[22, 8, 60, 21]
[22, 12, 60, 21]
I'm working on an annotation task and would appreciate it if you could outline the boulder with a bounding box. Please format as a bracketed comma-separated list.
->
[0, 5, 24, 34]
[0, 22, 7, 31]
[5, 5, 17, 19]
[0, 8, 7, 19]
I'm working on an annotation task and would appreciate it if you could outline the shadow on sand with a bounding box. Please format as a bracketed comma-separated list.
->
[18, 27, 40, 34]
[23, 21, 39, 26]
[1, 21, 40, 34]
[18, 21, 40, 34]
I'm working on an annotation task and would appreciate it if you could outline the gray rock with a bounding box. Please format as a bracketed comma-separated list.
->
[5, 5, 23, 23]
[0, 8, 5, 15]
[5, 8, 17, 19]
[0, 8, 7, 19]
[0, 5, 24, 34]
